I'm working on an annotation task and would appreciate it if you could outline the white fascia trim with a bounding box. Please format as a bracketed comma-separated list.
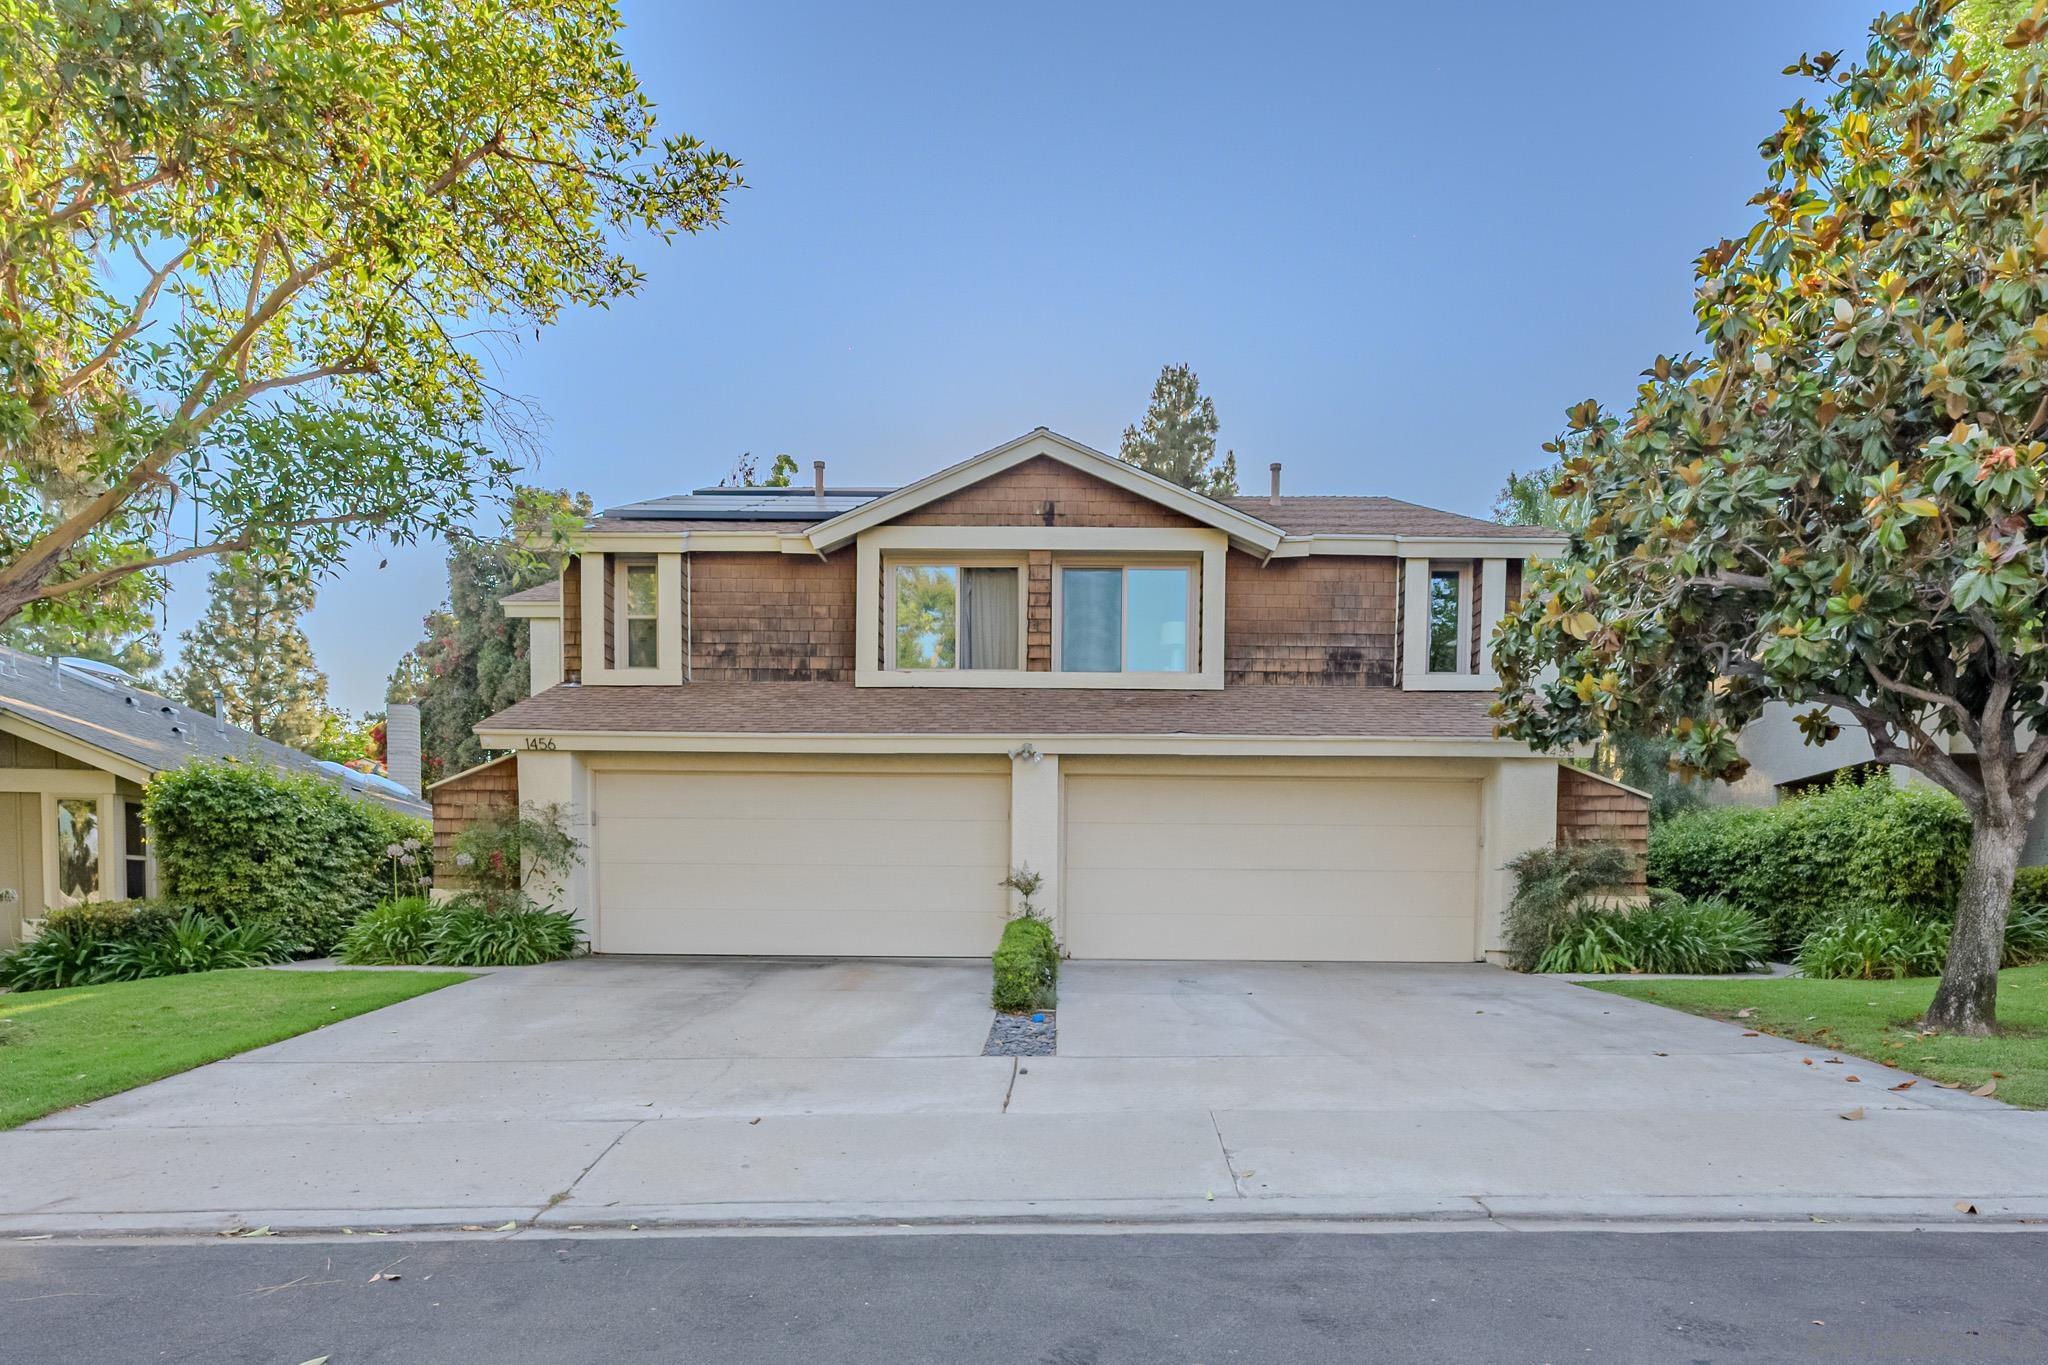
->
[472, 728, 1541, 759]
[805, 429, 1286, 555]
[499, 598, 561, 621]
[1269, 533, 1567, 559]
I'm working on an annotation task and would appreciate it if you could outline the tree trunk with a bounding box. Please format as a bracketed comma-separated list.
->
[1924, 806, 2031, 1036]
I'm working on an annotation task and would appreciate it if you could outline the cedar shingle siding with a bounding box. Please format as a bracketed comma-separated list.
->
[430, 755, 519, 889]
[1555, 766, 1651, 889]
[689, 551, 857, 681]
[898, 456, 1205, 529]
[1224, 553, 1398, 685]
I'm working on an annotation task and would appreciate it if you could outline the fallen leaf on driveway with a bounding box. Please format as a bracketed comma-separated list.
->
[1935, 1080, 1964, 1089]
[239, 1227, 272, 1238]
[1956, 1200, 1979, 1215]
[1742, 1031, 1760, 1037]
[1823, 1056, 1843, 1065]
[1802, 1058, 1815, 1066]
[298, 1357, 330, 1365]
[1839, 1108, 1865, 1121]
[1971, 1080, 1997, 1098]
[496, 1222, 517, 1231]
[368, 1272, 401, 1283]
[1890, 1080, 1917, 1092]
[1845, 1075, 1860, 1083]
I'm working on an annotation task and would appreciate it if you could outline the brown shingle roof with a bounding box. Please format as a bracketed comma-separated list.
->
[478, 681, 1502, 740]
[1220, 496, 1539, 538]
[499, 581, 561, 605]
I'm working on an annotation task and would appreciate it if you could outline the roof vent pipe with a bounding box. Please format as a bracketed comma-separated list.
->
[1269, 462, 1282, 507]
[813, 460, 827, 508]
[214, 693, 227, 734]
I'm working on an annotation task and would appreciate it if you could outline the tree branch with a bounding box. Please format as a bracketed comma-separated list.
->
[27, 512, 395, 606]
[52, 245, 193, 400]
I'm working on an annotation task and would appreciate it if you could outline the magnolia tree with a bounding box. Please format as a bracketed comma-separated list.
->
[1493, 2, 2048, 1034]
[0, 0, 740, 629]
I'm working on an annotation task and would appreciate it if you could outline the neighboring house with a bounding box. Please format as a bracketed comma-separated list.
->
[475, 428, 1587, 962]
[1731, 700, 2048, 865]
[0, 648, 428, 945]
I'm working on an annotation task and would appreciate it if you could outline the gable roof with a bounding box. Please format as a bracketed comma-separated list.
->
[0, 647, 427, 814]
[804, 429, 1288, 555]
[1219, 496, 1547, 539]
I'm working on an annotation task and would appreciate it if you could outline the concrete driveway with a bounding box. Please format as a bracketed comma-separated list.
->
[2, 958, 2046, 1233]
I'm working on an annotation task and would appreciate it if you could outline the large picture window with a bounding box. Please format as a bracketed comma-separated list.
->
[1058, 564, 1193, 673]
[892, 564, 1020, 670]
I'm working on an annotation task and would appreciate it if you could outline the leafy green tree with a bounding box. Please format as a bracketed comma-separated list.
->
[1119, 364, 1241, 497]
[0, 1, 740, 631]
[1494, 3, 2048, 1034]
[166, 551, 330, 748]
[392, 487, 587, 780]
[721, 452, 799, 487]
[1492, 466, 1565, 529]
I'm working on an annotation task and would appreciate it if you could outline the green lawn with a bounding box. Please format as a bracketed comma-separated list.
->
[0, 968, 471, 1129]
[1590, 964, 2048, 1109]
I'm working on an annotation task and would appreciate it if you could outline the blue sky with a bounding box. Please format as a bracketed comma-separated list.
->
[160, 0, 1874, 714]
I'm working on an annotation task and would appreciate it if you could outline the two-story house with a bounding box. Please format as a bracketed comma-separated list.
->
[474, 428, 1589, 962]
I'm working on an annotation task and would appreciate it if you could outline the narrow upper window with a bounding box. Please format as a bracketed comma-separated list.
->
[624, 562, 658, 669]
[55, 797, 99, 902]
[893, 565, 1020, 669]
[1427, 568, 1463, 673]
[1059, 565, 1192, 673]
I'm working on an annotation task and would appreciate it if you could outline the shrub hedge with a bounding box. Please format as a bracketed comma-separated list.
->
[992, 916, 1058, 1012]
[143, 760, 431, 954]
[1647, 778, 1972, 952]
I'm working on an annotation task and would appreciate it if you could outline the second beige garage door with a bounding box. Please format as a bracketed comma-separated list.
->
[593, 763, 1010, 956]
[1063, 772, 1481, 961]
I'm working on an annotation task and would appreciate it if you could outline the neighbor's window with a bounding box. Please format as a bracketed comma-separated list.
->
[1427, 568, 1463, 673]
[624, 562, 659, 669]
[55, 797, 99, 901]
[123, 800, 148, 900]
[1059, 565, 1192, 673]
[893, 565, 1020, 669]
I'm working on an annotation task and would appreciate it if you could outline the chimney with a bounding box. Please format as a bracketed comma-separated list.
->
[213, 693, 227, 735]
[1268, 462, 1283, 507]
[813, 459, 827, 508]
[386, 702, 423, 797]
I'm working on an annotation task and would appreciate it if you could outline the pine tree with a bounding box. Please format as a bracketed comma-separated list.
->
[167, 552, 331, 748]
[390, 487, 589, 781]
[1118, 364, 1241, 498]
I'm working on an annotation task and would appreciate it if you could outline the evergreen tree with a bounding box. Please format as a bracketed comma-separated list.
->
[1118, 364, 1241, 498]
[167, 552, 331, 748]
[391, 488, 589, 781]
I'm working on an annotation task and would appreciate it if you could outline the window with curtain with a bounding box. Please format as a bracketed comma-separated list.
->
[893, 564, 1019, 669]
[1059, 564, 1192, 673]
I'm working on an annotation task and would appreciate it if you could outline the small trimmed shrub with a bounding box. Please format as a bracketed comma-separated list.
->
[449, 803, 579, 914]
[1533, 896, 1771, 975]
[1648, 777, 1971, 952]
[991, 915, 1058, 1012]
[426, 900, 583, 966]
[1796, 907, 1951, 981]
[144, 760, 433, 955]
[338, 896, 440, 965]
[1501, 842, 1640, 969]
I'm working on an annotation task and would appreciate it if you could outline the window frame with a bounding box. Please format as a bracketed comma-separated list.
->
[1424, 563, 1471, 675]
[44, 792, 105, 907]
[882, 555, 1028, 673]
[1051, 556, 1200, 676]
[614, 556, 661, 672]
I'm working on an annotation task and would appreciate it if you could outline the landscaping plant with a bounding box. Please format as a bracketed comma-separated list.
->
[1648, 777, 1972, 951]
[0, 901, 295, 992]
[1500, 842, 1641, 970]
[1534, 896, 1772, 975]
[337, 896, 440, 967]
[426, 901, 583, 967]
[991, 915, 1059, 1013]
[1493, 5, 2048, 1032]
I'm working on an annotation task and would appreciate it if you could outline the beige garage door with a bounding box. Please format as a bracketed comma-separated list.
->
[593, 765, 1010, 956]
[1064, 772, 1481, 961]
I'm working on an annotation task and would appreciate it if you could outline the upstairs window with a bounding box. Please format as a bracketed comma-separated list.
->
[1059, 564, 1192, 673]
[893, 564, 1020, 669]
[1427, 568, 1463, 673]
[622, 561, 658, 668]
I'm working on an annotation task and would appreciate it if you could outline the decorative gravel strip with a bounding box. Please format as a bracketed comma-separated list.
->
[984, 1010, 1056, 1056]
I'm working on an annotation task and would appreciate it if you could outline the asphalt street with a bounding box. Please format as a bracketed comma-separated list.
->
[3, 1228, 2046, 1364]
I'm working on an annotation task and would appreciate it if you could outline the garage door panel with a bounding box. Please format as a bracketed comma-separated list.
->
[1070, 911, 1477, 963]
[601, 907, 998, 958]
[1063, 771, 1480, 962]
[1064, 822, 1477, 874]
[597, 771, 1006, 822]
[602, 815, 1006, 870]
[1066, 776, 1477, 828]
[593, 768, 1007, 956]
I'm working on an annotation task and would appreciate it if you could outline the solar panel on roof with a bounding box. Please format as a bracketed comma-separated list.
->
[601, 489, 890, 521]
